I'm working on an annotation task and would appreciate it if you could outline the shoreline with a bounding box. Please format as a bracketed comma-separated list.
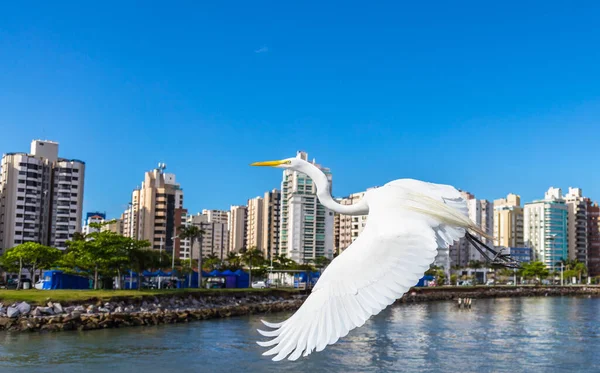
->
[2, 286, 600, 333]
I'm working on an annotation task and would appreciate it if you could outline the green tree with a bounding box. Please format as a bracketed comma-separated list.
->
[178, 225, 206, 288]
[0, 243, 62, 289]
[450, 274, 458, 285]
[311, 256, 331, 273]
[204, 253, 221, 271]
[224, 252, 242, 270]
[241, 247, 264, 285]
[521, 261, 549, 283]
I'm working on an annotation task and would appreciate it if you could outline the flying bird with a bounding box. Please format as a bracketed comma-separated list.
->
[251, 153, 518, 361]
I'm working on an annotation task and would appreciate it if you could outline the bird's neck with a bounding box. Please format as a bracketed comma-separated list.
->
[297, 162, 369, 216]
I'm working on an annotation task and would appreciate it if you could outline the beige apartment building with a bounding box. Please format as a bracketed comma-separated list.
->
[493, 193, 524, 248]
[228, 205, 247, 253]
[246, 196, 263, 252]
[564, 187, 588, 264]
[262, 189, 281, 260]
[0, 140, 85, 251]
[124, 165, 184, 259]
[202, 209, 229, 226]
[334, 191, 368, 254]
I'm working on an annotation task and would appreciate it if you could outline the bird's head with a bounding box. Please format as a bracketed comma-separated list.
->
[250, 153, 307, 171]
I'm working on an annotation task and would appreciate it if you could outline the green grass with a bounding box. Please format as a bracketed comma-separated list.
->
[0, 288, 298, 305]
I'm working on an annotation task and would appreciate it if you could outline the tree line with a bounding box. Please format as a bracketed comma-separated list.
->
[0, 223, 332, 290]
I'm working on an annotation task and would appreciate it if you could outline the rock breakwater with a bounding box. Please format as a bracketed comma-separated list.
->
[0, 292, 306, 333]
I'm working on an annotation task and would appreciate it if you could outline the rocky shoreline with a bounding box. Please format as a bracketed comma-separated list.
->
[0, 292, 306, 333]
[1, 286, 599, 333]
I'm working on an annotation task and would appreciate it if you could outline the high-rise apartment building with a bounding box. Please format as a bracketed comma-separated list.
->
[125, 165, 184, 258]
[524, 187, 568, 272]
[493, 193, 524, 247]
[0, 140, 85, 251]
[228, 205, 247, 253]
[564, 187, 588, 264]
[246, 196, 264, 251]
[184, 212, 229, 260]
[449, 191, 493, 267]
[334, 191, 368, 254]
[201, 209, 229, 226]
[262, 189, 281, 260]
[279, 151, 334, 264]
[586, 200, 600, 277]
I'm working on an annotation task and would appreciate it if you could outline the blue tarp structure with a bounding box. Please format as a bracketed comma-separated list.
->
[42, 270, 90, 290]
[415, 275, 435, 287]
[234, 270, 250, 288]
[208, 270, 221, 277]
[293, 271, 321, 287]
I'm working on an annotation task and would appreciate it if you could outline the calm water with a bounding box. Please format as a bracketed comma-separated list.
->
[1, 297, 600, 372]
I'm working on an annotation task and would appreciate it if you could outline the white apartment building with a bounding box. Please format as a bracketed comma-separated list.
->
[279, 151, 334, 264]
[184, 212, 229, 260]
[82, 212, 106, 235]
[0, 140, 85, 251]
[524, 187, 568, 271]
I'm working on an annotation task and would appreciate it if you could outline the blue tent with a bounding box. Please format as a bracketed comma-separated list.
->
[221, 269, 236, 276]
[234, 270, 250, 288]
[42, 270, 90, 290]
[208, 270, 221, 277]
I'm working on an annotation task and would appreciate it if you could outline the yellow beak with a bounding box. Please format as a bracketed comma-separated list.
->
[250, 160, 287, 167]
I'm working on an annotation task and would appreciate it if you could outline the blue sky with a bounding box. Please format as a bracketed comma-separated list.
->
[1, 1, 599, 218]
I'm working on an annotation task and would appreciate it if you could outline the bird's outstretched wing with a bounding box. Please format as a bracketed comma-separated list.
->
[257, 186, 467, 361]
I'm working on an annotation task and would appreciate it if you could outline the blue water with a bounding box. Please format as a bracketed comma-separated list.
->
[1, 296, 599, 372]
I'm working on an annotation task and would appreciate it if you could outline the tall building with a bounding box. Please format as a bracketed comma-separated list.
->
[587, 200, 600, 277]
[334, 191, 368, 254]
[493, 193, 524, 247]
[0, 140, 85, 251]
[228, 205, 247, 253]
[126, 164, 184, 258]
[246, 196, 264, 251]
[524, 187, 568, 272]
[279, 151, 334, 264]
[82, 212, 106, 235]
[448, 191, 493, 267]
[564, 187, 588, 264]
[262, 189, 281, 260]
[201, 209, 229, 226]
[185, 212, 229, 260]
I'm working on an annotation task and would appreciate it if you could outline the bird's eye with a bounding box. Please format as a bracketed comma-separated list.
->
[286, 160, 291, 164]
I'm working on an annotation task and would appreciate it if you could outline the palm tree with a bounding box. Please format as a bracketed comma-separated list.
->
[204, 253, 221, 271]
[178, 225, 206, 288]
[241, 247, 264, 286]
[311, 256, 331, 273]
[225, 252, 242, 269]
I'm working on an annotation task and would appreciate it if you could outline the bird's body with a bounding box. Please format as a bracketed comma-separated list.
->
[250, 154, 505, 362]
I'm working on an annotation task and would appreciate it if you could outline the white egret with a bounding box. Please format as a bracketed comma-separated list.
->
[251, 153, 517, 361]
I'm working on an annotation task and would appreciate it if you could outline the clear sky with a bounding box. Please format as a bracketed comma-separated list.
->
[1, 1, 599, 219]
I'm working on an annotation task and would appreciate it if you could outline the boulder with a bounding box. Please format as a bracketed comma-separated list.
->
[16, 302, 31, 315]
[53, 303, 64, 314]
[39, 307, 55, 315]
[7, 307, 19, 318]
